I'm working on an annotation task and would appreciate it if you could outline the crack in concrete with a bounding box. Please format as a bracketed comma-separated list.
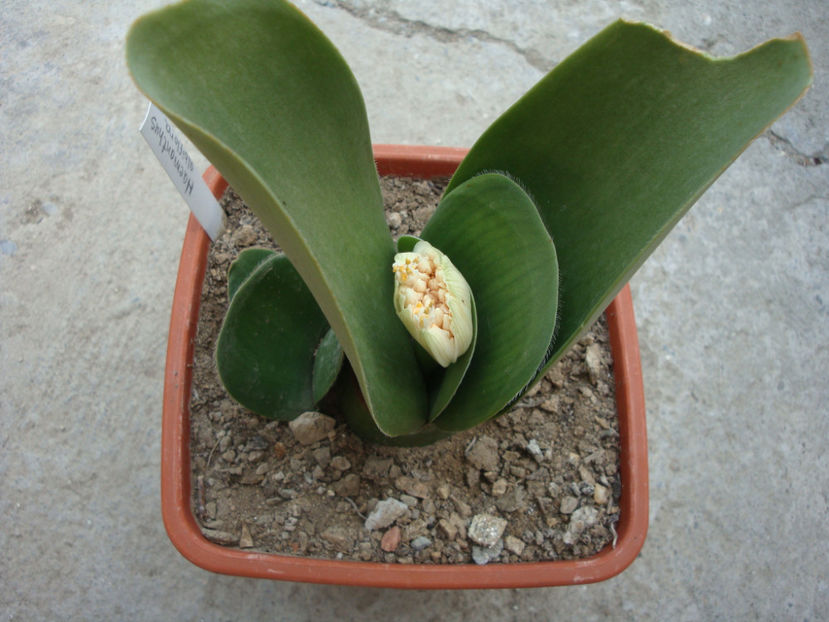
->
[764, 130, 827, 167]
[313, 3, 826, 172]
[784, 194, 829, 212]
[314, 0, 553, 72]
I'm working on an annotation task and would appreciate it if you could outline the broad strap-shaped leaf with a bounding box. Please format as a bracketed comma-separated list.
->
[221, 250, 344, 416]
[421, 173, 559, 432]
[312, 328, 344, 404]
[447, 20, 812, 377]
[396, 235, 478, 422]
[217, 254, 331, 420]
[127, 0, 427, 435]
[227, 247, 276, 301]
[339, 366, 453, 447]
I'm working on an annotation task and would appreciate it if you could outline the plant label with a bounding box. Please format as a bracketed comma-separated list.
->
[140, 102, 225, 240]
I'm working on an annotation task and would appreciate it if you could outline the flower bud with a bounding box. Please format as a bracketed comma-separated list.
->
[392, 240, 473, 367]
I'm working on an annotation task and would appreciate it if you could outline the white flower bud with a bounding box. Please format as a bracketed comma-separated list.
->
[392, 240, 473, 367]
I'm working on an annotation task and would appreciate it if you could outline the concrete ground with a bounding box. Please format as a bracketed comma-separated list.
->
[2, 0, 827, 619]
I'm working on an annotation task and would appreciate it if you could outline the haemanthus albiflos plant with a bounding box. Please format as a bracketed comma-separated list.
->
[127, 0, 811, 445]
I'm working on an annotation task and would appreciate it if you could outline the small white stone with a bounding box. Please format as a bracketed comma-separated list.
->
[559, 496, 579, 514]
[364, 498, 408, 531]
[438, 517, 458, 540]
[468, 513, 507, 548]
[330, 455, 351, 471]
[472, 539, 504, 565]
[465, 435, 500, 471]
[239, 524, 254, 549]
[585, 343, 603, 383]
[504, 535, 526, 556]
[410, 536, 432, 551]
[593, 483, 610, 505]
[563, 506, 600, 545]
[400, 494, 418, 507]
[288, 411, 336, 445]
[386, 212, 402, 229]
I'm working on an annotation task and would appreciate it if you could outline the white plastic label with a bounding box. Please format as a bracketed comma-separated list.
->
[140, 102, 225, 241]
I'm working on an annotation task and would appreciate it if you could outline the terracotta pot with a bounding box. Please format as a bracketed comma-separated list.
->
[162, 144, 649, 588]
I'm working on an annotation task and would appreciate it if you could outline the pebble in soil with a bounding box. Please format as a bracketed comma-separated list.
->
[189, 177, 622, 565]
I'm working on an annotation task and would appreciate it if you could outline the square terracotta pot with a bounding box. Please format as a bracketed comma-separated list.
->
[161, 144, 649, 588]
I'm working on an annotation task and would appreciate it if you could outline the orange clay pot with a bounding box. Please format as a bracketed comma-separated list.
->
[161, 144, 649, 588]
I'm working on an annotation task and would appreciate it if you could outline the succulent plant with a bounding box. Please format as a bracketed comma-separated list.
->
[127, 0, 811, 445]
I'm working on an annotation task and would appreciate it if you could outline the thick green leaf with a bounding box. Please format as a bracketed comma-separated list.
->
[339, 367, 452, 447]
[421, 173, 559, 432]
[312, 328, 344, 403]
[216, 254, 329, 420]
[127, 0, 427, 436]
[224, 249, 344, 414]
[447, 20, 812, 376]
[227, 247, 276, 301]
[396, 236, 420, 253]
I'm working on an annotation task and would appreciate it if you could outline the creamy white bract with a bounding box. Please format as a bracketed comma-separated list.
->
[392, 240, 473, 367]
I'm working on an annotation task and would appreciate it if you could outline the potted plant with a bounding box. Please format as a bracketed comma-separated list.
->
[127, 0, 811, 587]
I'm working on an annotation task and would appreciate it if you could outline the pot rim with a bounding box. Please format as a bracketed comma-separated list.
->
[161, 144, 648, 588]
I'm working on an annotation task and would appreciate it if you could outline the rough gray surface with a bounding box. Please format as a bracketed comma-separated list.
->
[1, 0, 827, 620]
